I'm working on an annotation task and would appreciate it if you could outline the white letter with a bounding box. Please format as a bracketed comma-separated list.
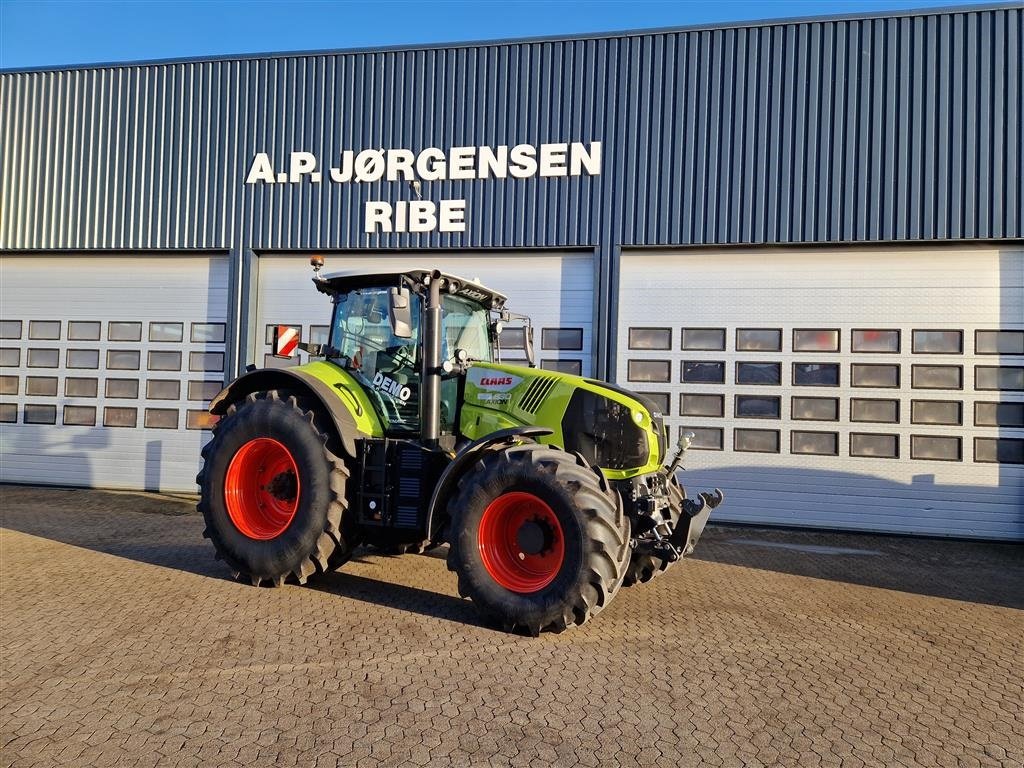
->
[354, 150, 385, 182]
[394, 201, 407, 233]
[416, 148, 446, 181]
[373, 372, 384, 386]
[289, 151, 318, 182]
[409, 201, 437, 232]
[570, 141, 602, 176]
[477, 145, 508, 179]
[508, 144, 537, 178]
[330, 151, 354, 182]
[439, 199, 466, 232]
[448, 146, 476, 180]
[386, 149, 416, 181]
[539, 143, 568, 177]
[365, 201, 393, 233]
[245, 153, 276, 184]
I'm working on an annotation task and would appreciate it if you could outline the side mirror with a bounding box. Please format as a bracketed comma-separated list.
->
[272, 325, 301, 359]
[389, 286, 413, 339]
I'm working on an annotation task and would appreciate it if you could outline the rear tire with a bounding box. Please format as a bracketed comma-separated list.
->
[446, 443, 630, 635]
[623, 476, 684, 587]
[197, 390, 356, 586]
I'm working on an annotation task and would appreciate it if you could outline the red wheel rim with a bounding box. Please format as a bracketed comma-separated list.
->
[478, 492, 565, 593]
[224, 437, 300, 540]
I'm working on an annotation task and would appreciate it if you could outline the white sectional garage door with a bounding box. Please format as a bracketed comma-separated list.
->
[617, 246, 1023, 540]
[255, 252, 595, 376]
[0, 255, 230, 492]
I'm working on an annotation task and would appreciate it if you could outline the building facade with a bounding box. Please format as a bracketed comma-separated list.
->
[1, 5, 1021, 538]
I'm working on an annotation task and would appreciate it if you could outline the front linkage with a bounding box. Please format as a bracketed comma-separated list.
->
[622, 434, 725, 570]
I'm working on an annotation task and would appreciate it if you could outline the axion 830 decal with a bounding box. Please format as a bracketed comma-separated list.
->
[468, 367, 523, 405]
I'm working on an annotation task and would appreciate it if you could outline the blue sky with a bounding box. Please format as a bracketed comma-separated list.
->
[0, 0, 999, 70]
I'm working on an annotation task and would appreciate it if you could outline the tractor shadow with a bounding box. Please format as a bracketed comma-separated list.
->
[0, 484, 488, 629]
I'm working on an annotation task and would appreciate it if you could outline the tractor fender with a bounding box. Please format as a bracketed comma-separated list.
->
[209, 368, 361, 459]
[424, 426, 553, 541]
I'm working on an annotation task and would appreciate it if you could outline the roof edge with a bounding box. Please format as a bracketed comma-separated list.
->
[1, 2, 1019, 75]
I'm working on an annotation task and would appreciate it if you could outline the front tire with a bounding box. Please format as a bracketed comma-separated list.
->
[446, 443, 630, 635]
[197, 390, 356, 586]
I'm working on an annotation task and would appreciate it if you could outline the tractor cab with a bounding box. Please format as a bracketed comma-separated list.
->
[306, 268, 525, 443]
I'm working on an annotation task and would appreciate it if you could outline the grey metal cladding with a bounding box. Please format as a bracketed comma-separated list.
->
[0, 5, 1021, 251]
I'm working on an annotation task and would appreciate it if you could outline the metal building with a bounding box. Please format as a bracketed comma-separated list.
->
[1, 4, 1021, 539]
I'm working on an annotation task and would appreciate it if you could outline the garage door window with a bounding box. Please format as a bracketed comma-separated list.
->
[27, 349, 59, 368]
[103, 407, 137, 428]
[68, 321, 100, 340]
[24, 404, 57, 424]
[851, 364, 900, 388]
[25, 377, 57, 396]
[107, 350, 140, 370]
[735, 429, 780, 453]
[793, 329, 840, 352]
[541, 359, 582, 375]
[108, 322, 142, 342]
[147, 380, 181, 400]
[682, 361, 725, 384]
[628, 328, 671, 350]
[911, 400, 962, 425]
[850, 398, 900, 423]
[974, 438, 1024, 464]
[792, 363, 839, 386]
[681, 328, 725, 351]
[0, 375, 18, 395]
[911, 435, 962, 462]
[680, 393, 724, 417]
[105, 379, 139, 399]
[0, 403, 16, 422]
[144, 408, 179, 429]
[912, 365, 963, 390]
[541, 328, 583, 351]
[149, 322, 183, 342]
[913, 330, 963, 354]
[148, 351, 182, 371]
[737, 362, 781, 385]
[65, 377, 98, 397]
[0, 321, 22, 339]
[28, 321, 61, 340]
[190, 352, 224, 373]
[0, 348, 19, 367]
[192, 323, 226, 343]
[640, 392, 671, 416]
[791, 397, 839, 421]
[975, 330, 1024, 355]
[791, 431, 839, 456]
[736, 329, 782, 352]
[850, 433, 899, 458]
[628, 359, 671, 383]
[975, 366, 1024, 391]
[852, 329, 900, 353]
[975, 402, 1024, 427]
[63, 405, 96, 426]
[681, 426, 723, 450]
[735, 395, 781, 419]
[67, 349, 100, 369]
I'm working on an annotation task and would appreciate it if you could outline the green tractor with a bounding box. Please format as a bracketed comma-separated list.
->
[198, 263, 722, 634]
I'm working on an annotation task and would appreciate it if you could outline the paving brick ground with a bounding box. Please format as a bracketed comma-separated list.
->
[1, 483, 1021, 768]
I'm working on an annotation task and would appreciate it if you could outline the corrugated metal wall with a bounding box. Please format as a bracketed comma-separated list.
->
[1, 5, 1020, 253]
[1, 5, 1021, 375]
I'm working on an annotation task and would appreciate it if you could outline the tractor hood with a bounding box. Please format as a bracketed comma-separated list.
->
[461, 363, 667, 480]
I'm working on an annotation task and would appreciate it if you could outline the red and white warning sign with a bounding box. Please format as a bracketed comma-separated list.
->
[274, 325, 300, 357]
